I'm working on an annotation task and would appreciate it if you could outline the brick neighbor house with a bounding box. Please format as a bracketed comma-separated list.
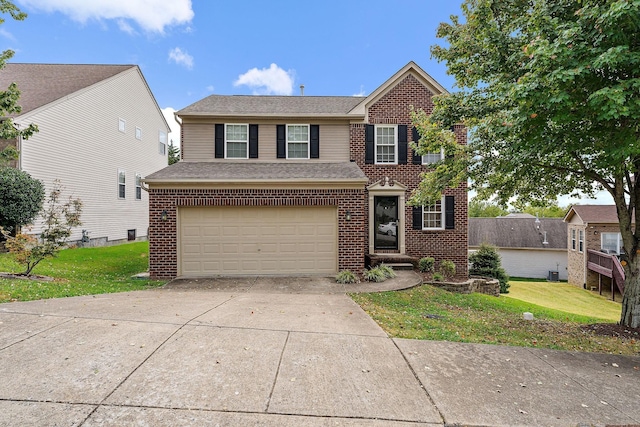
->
[564, 205, 629, 294]
[145, 62, 468, 279]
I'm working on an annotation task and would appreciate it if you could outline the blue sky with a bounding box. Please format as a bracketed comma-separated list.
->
[1, 0, 612, 205]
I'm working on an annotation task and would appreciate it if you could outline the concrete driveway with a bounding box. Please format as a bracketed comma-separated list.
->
[1, 271, 639, 426]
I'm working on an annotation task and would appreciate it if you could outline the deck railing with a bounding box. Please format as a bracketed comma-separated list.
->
[587, 249, 625, 298]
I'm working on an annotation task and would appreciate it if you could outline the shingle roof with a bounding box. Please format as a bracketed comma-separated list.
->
[0, 63, 135, 116]
[469, 217, 567, 249]
[145, 161, 368, 182]
[178, 95, 365, 117]
[565, 205, 621, 224]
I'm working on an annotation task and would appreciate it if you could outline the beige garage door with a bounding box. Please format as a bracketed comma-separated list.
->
[179, 206, 338, 276]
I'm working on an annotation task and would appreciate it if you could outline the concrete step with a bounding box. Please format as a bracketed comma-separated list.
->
[383, 263, 415, 271]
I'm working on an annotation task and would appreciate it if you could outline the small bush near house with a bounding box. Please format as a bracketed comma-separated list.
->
[363, 266, 387, 282]
[432, 272, 444, 281]
[377, 263, 396, 279]
[336, 270, 359, 284]
[469, 243, 510, 293]
[418, 257, 435, 273]
[439, 260, 456, 280]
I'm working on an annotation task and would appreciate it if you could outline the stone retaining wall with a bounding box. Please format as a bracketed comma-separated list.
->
[426, 276, 500, 297]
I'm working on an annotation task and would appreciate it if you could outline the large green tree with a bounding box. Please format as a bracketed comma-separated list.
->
[0, 0, 38, 162]
[412, 0, 640, 327]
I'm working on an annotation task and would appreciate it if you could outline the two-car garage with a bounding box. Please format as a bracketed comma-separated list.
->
[178, 206, 338, 276]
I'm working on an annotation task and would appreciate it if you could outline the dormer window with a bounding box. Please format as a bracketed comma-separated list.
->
[225, 124, 249, 159]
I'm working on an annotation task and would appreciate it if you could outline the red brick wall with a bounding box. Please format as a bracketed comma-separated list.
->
[148, 188, 365, 279]
[352, 74, 469, 277]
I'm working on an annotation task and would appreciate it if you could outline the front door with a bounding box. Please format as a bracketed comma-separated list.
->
[374, 196, 398, 250]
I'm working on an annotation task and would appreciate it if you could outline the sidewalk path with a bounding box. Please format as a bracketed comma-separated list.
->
[1, 271, 638, 426]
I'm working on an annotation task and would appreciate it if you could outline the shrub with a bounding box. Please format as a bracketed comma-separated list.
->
[0, 167, 45, 236]
[432, 272, 444, 281]
[377, 263, 396, 279]
[335, 270, 359, 284]
[439, 260, 456, 280]
[469, 243, 510, 293]
[363, 266, 387, 282]
[418, 257, 435, 273]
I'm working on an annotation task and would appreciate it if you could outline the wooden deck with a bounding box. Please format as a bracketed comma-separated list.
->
[587, 249, 625, 300]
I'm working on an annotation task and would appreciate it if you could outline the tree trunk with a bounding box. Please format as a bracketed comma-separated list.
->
[621, 255, 640, 328]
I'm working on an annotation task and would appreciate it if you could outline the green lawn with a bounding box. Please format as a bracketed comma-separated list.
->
[505, 280, 621, 322]
[0, 241, 166, 303]
[350, 282, 639, 355]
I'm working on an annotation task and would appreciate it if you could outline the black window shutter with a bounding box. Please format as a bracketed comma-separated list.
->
[412, 127, 422, 165]
[412, 206, 423, 230]
[215, 124, 224, 159]
[445, 196, 455, 229]
[276, 125, 286, 159]
[365, 124, 374, 164]
[398, 125, 408, 165]
[310, 125, 320, 159]
[249, 124, 259, 158]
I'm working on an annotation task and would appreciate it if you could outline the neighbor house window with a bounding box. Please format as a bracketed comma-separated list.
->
[159, 130, 167, 155]
[118, 118, 126, 133]
[571, 229, 576, 250]
[135, 173, 142, 200]
[225, 124, 248, 159]
[601, 232, 623, 255]
[422, 198, 444, 229]
[578, 229, 584, 253]
[135, 127, 142, 140]
[118, 170, 126, 199]
[422, 147, 444, 165]
[375, 125, 397, 164]
[287, 124, 309, 159]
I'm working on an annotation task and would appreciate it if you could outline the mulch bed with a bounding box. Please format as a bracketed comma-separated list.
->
[0, 272, 54, 282]
[582, 323, 640, 340]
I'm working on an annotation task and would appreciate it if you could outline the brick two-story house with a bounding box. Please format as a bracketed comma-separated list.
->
[145, 62, 468, 279]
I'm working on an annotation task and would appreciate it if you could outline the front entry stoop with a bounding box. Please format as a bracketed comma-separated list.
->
[366, 254, 418, 270]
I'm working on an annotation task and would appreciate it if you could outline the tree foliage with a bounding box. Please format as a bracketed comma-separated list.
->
[414, 0, 640, 326]
[468, 199, 508, 217]
[2, 180, 82, 275]
[0, 167, 44, 235]
[0, 1, 38, 163]
[168, 140, 180, 165]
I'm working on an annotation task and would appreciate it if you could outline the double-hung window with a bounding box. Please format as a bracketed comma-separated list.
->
[571, 229, 576, 250]
[225, 124, 248, 158]
[578, 229, 584, 253]
[375, 125, 397, 164]
[118, 170, 126, 199]
[135, 173, 142, 200]
[422, 198, 444, 229]
[287, 124, 309, 159]
[422, 147, 444, 165]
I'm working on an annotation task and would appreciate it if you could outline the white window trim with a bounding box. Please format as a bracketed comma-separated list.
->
[422, 197, 445, 230]
[224, 123, 249, 159]
[374, 124, 398, 165]
[135, 173, 142, 201]
[601, 232, 623, 255]
[286, 124, 310, 160]
[422, 147, 445, 165]
[159, 130, 167, 155]
[117, 169, 126, 199]
[578, 229, 584, 253]
[135, 127, 142, 140]
[571, 229, 576, 251]
[118, 118, 126, 133]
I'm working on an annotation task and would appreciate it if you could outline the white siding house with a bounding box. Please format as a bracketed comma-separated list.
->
[469, 217, 568, 280]
[0, 64, 169, 244]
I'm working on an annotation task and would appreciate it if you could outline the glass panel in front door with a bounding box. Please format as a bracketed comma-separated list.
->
[374, 196, 398, 250]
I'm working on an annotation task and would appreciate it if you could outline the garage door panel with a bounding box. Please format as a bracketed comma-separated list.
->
[179, 206, 337, 276]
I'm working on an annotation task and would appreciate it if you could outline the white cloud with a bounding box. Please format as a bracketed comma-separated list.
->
[161, 107, 181, 150]
[18, 0, 194, 33]
[117, 19, 135, 35]
[206, 85, 214, 92]
[168, 47, 193, 70]
[0, 28, 16, 41]
[234, 63, 294, 95]
[352, 85, 366, 97]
